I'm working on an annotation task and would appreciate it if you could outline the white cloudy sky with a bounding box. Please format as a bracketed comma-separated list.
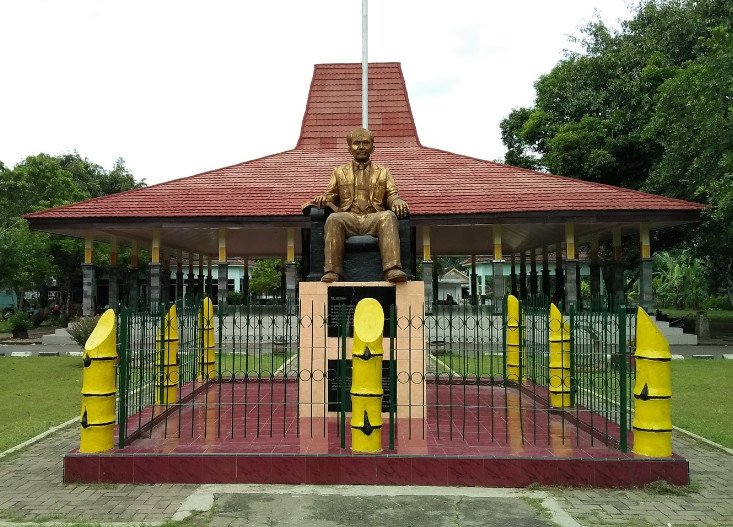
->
[0, 1, 634, 185]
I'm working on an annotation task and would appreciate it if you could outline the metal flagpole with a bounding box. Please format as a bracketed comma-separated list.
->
[362, 0, 368, 129]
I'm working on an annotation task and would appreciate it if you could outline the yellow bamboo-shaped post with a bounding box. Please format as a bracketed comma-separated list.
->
[155, 304, 179, 404]
[633, 307, 672, 457]
[198, 297, 216, 381]
[350, 298, 384, 453]
[549, 303, 572, 408]
[506, 294, 524, 383]
[80, 309, 117, 453]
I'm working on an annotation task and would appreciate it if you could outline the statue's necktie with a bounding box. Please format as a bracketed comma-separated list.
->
[355, 165, 370, 213]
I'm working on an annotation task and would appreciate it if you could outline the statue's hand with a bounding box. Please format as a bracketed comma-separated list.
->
[391, 199, 409, 219]
[313, 195, 328, 208]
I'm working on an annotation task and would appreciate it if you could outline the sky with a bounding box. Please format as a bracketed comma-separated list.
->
[0, 1, 635, 185]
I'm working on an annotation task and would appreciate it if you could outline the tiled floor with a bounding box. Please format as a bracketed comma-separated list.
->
[66, 380, 689, 486]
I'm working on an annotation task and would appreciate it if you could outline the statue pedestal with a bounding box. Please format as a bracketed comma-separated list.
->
[298, 281, 425, 421]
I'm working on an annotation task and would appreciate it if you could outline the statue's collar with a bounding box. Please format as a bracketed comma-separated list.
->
[352, 161, 371, 172]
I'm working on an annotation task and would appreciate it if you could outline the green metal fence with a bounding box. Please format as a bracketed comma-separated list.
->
[114, 294, 636, 451]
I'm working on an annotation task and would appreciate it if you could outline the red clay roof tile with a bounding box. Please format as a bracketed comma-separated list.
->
[25, 63, 702, 222]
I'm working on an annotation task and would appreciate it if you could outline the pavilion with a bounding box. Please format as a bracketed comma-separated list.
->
[25, 62, 703, 315]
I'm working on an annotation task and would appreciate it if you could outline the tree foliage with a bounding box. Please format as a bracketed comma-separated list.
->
[500, 0, 733, 306]
[249, 259, 283, 296]
[0, 152, 145, 310]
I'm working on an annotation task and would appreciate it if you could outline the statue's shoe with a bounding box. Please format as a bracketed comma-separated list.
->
[384, 268, 407, 283]
[321, 272, 341, 283]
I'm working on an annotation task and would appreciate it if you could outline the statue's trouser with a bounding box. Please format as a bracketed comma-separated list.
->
[324, 211, 401, 276]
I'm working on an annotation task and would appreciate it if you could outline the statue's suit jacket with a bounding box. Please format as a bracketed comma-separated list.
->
[323, 162, 402, 212]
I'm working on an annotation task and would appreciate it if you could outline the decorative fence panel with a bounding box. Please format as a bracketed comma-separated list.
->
[114, 295, 635, 451]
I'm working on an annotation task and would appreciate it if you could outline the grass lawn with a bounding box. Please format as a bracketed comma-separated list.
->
[0, 356, 83, 453]
[672, 360, 733, 448]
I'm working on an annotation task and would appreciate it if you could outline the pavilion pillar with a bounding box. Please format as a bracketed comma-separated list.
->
[161, 249, 171, 305]
[639, 223, 654, 312]
[470, 254, 477, 305]
[554, 242, 564, 304]
[242, 257, 249, 301]
[175, 250, 184, 301]
[197, 253, 205, 299]
[128, 241, 139, 309]
[529, 248, 538, 296]
[491, 225, 505, 314]
[206, 256, 213, 299]
[217, 229, 229, 309]
[541, 247, 551, 298]
[82, 232, 95, 316]
[108, 236, 119, 311]
[590, 234, 601, 304]
[285, 228, 298, 301]
[564, 224, 578, 308]
[510, 253, 517, 296]
[187, 252, 195, 301]
[519, 251, 527, 299]
[149, 229, 162, 308]
[421, 227, 434, 309]
[612, 229, 624, 307]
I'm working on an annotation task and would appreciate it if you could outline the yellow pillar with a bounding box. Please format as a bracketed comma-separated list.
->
[84, 232, 93, 264]
[80, 309, 117, 453]
[640, 223, 651, 259]
[155, 304, 179, 404]
[549, 303, 572, 408]
[493, 225, 502, 261]
[350, 298, 384, 453]
[633, 307, 672, 457]
[199, 297, 216, 381]
[151, 229, 161, 264]
[422, 226, 431, 261]
[287, 227, 295, 263]
[565, 223, 576, 260]
[505, 294, 524, 383]
[218, 229, 227, 263]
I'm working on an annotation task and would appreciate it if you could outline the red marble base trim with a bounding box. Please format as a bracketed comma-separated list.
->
[64, 452, 689, 488]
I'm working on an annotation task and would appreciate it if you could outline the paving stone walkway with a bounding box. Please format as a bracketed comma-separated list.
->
[0, 425, 731, 526]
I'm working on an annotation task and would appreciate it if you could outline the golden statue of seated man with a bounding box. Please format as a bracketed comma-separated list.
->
[312, 127, 409, 283]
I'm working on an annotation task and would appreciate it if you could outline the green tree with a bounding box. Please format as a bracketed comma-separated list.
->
[249, 259, 283, 297]
[0, 153, 145, 312]
[500, 0, 733, 306]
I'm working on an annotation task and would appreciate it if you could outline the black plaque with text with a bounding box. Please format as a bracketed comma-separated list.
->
[327, 359, 395, 412]
[327, 286, 396, 338]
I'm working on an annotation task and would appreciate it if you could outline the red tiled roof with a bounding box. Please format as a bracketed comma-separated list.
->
[24, 62, 703, 222]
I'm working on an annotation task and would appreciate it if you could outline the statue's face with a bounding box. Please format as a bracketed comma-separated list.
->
[348, 132, 374, 163]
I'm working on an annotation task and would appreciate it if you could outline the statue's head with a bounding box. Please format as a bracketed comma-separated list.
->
[346, 127, 374, 163]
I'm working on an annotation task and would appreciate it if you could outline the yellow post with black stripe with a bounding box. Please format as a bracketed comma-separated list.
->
[633, 307, 673, 457]
[350, 298, 384, 453]
[198, 297, 216, 381]
[156, 304, 179, 404]
[506, 294, 524, 383]
[549, 303, 572, 408]
[80, 309, 117, 453]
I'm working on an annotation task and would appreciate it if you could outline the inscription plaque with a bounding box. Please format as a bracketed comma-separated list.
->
[327, 285, 396, 338]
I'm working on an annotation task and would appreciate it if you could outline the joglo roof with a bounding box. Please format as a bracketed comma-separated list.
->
[25, 62, 702, 257]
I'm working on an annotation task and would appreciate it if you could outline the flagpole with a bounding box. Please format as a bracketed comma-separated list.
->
[362, 0, 368, 129]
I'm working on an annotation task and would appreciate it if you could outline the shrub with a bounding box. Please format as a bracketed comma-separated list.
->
[227, 291, 244, 306]
[702, 295, 732, 310]
[8, 311, 33, 331]
[67, 315, 101, 346]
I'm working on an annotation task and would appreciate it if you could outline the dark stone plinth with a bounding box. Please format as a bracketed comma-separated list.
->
[343, 236, 382, 281]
